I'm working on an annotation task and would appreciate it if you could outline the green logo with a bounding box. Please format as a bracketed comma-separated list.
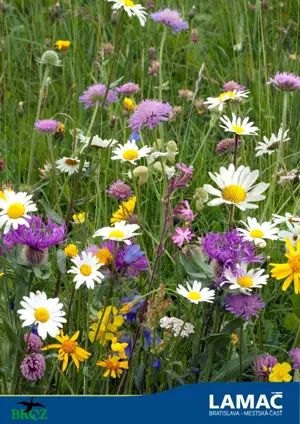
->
[12, 397, 47, 420]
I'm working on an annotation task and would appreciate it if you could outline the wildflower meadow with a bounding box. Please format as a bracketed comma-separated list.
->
[0, 0, 300, 396]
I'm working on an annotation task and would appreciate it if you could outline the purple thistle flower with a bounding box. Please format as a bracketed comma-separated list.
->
[150, 9, 188, 33]
[223, 81, 246, 92]
[172, 227, 195, 247]
[225, 294, 265, 320]
[106, 180, 133, 201]
[79, 84, 118, 109]
[267, 72, 300, 92]
[116, 82, 140, 94]
[34, 119, 59, 133]
[84, 245, 100, 256]
[129, 100, 173, 132]
[289, 348, 300, 369]
[24, 333, 43, 353]
[253, 354, 278, 380]
[20, 353, 46, 382]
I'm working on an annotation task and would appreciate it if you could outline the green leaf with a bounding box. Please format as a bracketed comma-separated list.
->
[134, 363, 145, 394]
[284, 313, 298, 333]
[203, 333, 232, 345]
[221, 318, 245, 334]
[57, 249, 66, 274]
[39, 200, 64, 225]
[32, 266, 51, 280]
[1, 318, 19, 345]
[211, 352, 264, 382]
[109, 76, 124, 89]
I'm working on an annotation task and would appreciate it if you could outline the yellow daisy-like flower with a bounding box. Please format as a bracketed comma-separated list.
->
[55, 40, 71, 51]
[72, 212, 86, 224]
[96, 355, 129, 378]
[123, 97, 136, 111]
[42, 330, 91, 372]
[94, 247, 113, 266]
[89, 306, 124, 345]
[110, 196, 136, 224]
[269, 362, 292, 382]
[270, 238, 300, 294]
[111, 337, 128, 358]
[64, 243, 78, 258]
[231, 333, 239, 345]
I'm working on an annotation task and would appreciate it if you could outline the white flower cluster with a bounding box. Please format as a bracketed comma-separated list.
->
[160, 316, 195, 338]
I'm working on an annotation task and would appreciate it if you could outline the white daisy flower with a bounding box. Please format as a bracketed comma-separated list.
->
[238, 217, 279, 246]
[255, 128, 290, 157]
[107, 0, 147, 27]
[17, 291, 66, 340]
[68, 252, 105, 290]
[176, 280, 215, 304]
[221, 263, 268, 294]
[204, 90, 249, 111]
[0, 190, 37, 234]
[272, 212, 300, 225]
[111, 140, 152, 164]
[79, 133, 118, 151]
[93, 220, 140, 245]
[219, 113, 259, 136]
[56, 157, 90, 176]
[204, 164, 269, 210]
[278, 222, 300, 246]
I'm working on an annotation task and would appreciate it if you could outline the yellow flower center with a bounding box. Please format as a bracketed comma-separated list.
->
[61, 340, 77, 354]
[289, 255, 300, 273]
[65, 159, 79, 166]
[7, 203, 25, 219]
[237, 276, 253, 288]
[122, 149, 139, 160]
[232, 125, 245, 134]
[95, 248, 113, 266]
[109, 230, 125, 239]
[80, 265, 92, 276]
[122, 0, 134, 6]
[34, 307, 50, 323]
[222, 185, 246, 203]
[218, 91, 235, 101]
[187, 291, 201, 301]
[249, 229, 264, 238]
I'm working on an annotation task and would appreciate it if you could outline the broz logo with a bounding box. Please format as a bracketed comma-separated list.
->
[209, 392, 283, 417]
[12, 397, 47, 421]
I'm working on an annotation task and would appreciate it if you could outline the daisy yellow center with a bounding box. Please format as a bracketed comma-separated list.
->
[222, 185, 246, 203]
[122, 0, 134, 6]
[288, 255, 300, 273]
[232, 125, 245, 134]
[109, 230, 125, 239]
[122, 150, 139, 160]
[34, 307, 50, 323]
[65, 159, 79, 166]
[218, 91, 235, 101]
[237, 276, 253, 288]
[7, 203, 25, 219]
[61, 340, 77, 354]
[80, 265, 92, 276]
[187, 291, 201, 301]
[249, 229, 264, 238]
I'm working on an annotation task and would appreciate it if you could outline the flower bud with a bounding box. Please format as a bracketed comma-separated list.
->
[255, 239, 267, 249]
[190, 28, 199, 44]
[188, 6, 197, 19]
[167, 140, 177, 152]
[194, 187, 208, 202]
[153, 162, 163, 173]
[133, 166, 149, 185]
[40, 50, 61, 66]
[111, 10, 118, 25]
[18, 101, 24, 116]
[167, 151, 176, 164]
[0, 158, 5, 171]
[148, 47, 157, 61]
[195, 199, 204, 211]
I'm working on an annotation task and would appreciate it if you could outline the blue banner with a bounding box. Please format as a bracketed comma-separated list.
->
[2, 383, 299, 423]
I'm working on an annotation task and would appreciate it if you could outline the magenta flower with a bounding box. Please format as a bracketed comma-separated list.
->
[172, 227, 195, 247]
[223, 81, 246, 92]
[106, 180, 133, 201]
[176, 163, 193, 175]
[129, 99, 173, 131]
[225, 294, 265, 320]
[116, 82, 140, 94]
[173, 200, 195, 222]
[79, 84, 118, 109]
[150, 9, 188, 33]
[267, 72, 300, 92]
[289, 348, 300, 369]
[84, 245, 101, 256]
[253, 354, 278, 380]
[24, 333, 43, 353]
[34, 119, 58, 133]
[20, 353, 46, 382]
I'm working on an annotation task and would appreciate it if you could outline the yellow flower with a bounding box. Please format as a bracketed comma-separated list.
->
[72, 212, 86, 224]
[0, 272, 4, 277]
[269, 362, 292, 382]
[110, 196, 136, 224]
[55, 40, 71, 51]
[111, 336, 128, 358]
[231, 333, 239, 345]
[270, 238, 300, 294]
[64, 244, 78, 258]
[120, 303, 133, 315]
[0, 190, 6, 200]
[123, 97, 136, 111]
[94, 247, 113, 266]
[42, 330, 91, 372]
[89, 306, 124, 345]
[96, 355, 129, 378]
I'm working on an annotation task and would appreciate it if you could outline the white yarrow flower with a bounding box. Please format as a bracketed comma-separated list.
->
[160, 317, 195, 338]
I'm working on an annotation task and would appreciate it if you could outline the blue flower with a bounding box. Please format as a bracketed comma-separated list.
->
[144, 329, 161, 349]
[153, 359, 161, 370]
[129, 132, 140, 142]
[124, 244, 145, 264]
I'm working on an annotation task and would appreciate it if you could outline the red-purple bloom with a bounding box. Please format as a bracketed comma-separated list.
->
[289, 348, 300, 369]
[150, 9, 188, 33]
[79, 83, 118, 109]
[34, 119, 59, 133]
[223, 81, 246, 92]
[268, 72, 300, 92]
[216, 137, 240, 154]
[24, 333, 43, 353]
[129, 100, 173, 131]
[172, 227, 195, 247]
[173, 200, 195, 222]
[176, 163, 193, 175]
[116, 82, 140, 94]
[106, 180, 133, 201]
[225, 294, 265, 320]
[253, 354, 278, 381]
[20, 353, 46, 382]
